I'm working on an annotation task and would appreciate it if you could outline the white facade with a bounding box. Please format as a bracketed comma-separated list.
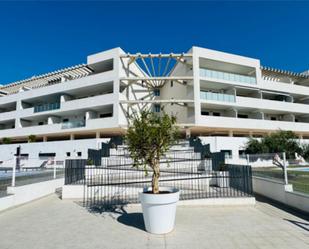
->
[0, 46, 309, 163]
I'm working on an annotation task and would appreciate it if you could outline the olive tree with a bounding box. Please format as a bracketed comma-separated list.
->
[125, 111, 179, 194]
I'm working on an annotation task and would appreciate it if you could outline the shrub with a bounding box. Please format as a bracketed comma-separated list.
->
[2, 137, 12, 144]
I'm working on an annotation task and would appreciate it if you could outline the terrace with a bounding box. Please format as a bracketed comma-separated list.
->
[0, 194, 308, 249]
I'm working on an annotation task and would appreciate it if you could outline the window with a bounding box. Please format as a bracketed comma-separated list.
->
[238, 114, 248, 119]
[153, 89, 160, 96]
[77, 152, 82, 157]
[62, 119, 69, 123]
[271, 117, 277, 121]
[154, 104, 161, 113]
[238, 150, 246, 156]
[38, 122, 44, 126]
[170, 81, 173, 87]
[201, 111, 209, 116]
[221, 150, 232, 158]
[66, 152, 71, 157]
[213, 112, 221, 116]
[100, 113, 113, 118]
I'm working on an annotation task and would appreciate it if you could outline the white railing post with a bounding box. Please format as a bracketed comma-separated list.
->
[12, 158, 16, 187]
[246, 154, 250, 165]
[53, 162, 57, 179]
[283, 152, 288, 185]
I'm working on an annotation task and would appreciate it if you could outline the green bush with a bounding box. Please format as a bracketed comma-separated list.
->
[245, 130, 302, 159]
[2, 137, 12, 144]
[28, 134, 36, 143]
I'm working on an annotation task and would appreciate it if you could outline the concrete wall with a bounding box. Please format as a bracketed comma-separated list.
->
[0, 138, 109, 162]
[253, 176, 309, 213]
[0, 178, 64, 212]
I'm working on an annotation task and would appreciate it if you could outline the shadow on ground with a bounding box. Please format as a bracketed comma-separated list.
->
[117, 212, 145, 231]
[75, 200, 146, 232]
[254, 194, 309, 221]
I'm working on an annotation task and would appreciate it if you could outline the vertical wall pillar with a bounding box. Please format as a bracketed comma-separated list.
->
[192, 48, 201, 125]
[70, 134, 75, 140]
[85, 111, 97, 120]
[43, 136, 48, 142]
[228, 130, 233, 137]
[60, 94, 72, 103]
[185, 128, 191, 139]
[96, 131, 100, 139]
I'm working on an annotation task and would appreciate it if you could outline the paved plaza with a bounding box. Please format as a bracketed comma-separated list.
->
[0, 194, 308, 249]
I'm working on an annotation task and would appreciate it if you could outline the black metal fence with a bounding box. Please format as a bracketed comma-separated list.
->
[88, 136, 124, 166]
[65, 159, 87, 185]
[65, 151, 253, 208]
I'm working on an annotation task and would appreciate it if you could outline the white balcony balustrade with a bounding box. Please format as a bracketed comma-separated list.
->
[200, 91, 235, 102]
[61, 120, 85, 129]
[200, 68, 256, 85]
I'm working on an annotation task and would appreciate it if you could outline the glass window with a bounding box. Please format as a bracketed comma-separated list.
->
[154, 104, 161, 113]
[153, 89, 160, 96]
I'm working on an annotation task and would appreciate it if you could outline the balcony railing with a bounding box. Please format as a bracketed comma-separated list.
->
[200, 91, 236, 102]
[34, 102, 60, 113]
[200, 68, 256, 85]
[61, 120, 85, 129]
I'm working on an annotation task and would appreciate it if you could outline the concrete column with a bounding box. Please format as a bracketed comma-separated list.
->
[228, 130, 233, 137]
[70, 134, 75, 140]
[43, 136, 48, 142]
[85, 111, 97, 120]
[185, 128, 191, 139]
[96, 131, 100, 139]
[16, 100, 23, 110]
[249, 131, 253, 137]
[15, 118, 22, 128]
[48, 116, 60, 125]
[298, 134, 303, 140]
[60, 94, 73, 103]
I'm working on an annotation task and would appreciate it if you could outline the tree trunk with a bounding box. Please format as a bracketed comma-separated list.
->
[152, 159, 160, 194]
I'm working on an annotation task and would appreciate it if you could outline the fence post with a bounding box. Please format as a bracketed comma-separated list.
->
[246, 154, 250, 165]
[12, 158, 16, 187]
[283, 152, 288, 185]
[53, 163, 56, 179]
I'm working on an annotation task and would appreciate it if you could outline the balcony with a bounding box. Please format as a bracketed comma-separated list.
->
[61, 120, 85, 129]
[199, 115, 309, 133]
[200, 91, 235, 102]
[34, 102, 60, 113]
[200, 68, 256, 85]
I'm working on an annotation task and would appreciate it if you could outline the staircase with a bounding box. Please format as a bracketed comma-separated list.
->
[102, 140, 211, 171]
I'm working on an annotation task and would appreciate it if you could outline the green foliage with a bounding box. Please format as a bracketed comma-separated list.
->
[2, 137, 12, 144]
[245, 130, 301, 159]
[301, 144, 309, 161]
[125, 111, 179, 193]
[87, 158, 94, 165]
[28, 134, 36, 143]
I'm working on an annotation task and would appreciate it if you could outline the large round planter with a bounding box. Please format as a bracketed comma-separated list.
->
[139, 187, 179, 234]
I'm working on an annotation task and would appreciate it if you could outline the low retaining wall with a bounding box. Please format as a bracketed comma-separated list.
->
[253, 176, 309, 213]
[0, 178, 64, 212]
[62, 184, 255, 206]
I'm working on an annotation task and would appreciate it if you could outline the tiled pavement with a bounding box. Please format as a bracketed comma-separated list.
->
[0, 194, 308, 249]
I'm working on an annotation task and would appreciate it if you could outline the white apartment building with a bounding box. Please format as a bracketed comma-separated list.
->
[0, 46, 308, 165]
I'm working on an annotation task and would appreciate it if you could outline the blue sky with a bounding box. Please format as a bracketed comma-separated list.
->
[0, 1, 308, 85]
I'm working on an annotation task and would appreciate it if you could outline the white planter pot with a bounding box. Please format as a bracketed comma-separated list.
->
[139, 187, 179, 234]
[216, 171, 230, 188]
